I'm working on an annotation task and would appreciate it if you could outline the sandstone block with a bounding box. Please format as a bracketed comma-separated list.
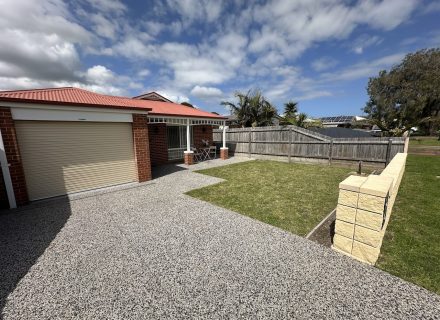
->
[339, 175, 367, 192]
[360, 175, 393, 197]
[356, 209, 383, 231]
[354, 225, 382, 247]
[338, 190, 359, 208]
[352, 241, 380, 265]
[335, 220, 355, 239]
[333, 234, 353, 254]
[336, 205, 357, 223]
[358, 193, 387, 214]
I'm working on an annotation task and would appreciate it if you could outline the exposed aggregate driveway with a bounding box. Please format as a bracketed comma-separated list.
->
[0, 158, 439, 319]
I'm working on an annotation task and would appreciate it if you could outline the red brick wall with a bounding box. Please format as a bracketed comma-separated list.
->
[132, 114, 152, 182]
[193, 125, 214, 148]
[0, 107, 28, 206]
[148, 123, 168, 166]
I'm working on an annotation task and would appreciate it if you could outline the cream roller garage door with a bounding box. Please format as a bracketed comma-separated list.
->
[15, 121, 137, 200]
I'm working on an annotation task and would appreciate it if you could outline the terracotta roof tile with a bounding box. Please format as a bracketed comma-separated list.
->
[0, 87, 225, 119]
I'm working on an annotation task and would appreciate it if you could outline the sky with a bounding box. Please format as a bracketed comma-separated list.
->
[0, 0, 439, 117]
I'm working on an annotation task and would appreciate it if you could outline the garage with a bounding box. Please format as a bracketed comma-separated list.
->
[15, 121, 137, 200]
[0, 86, 225, 208]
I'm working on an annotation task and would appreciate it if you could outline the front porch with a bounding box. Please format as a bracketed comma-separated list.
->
[148, 116, 228, 166]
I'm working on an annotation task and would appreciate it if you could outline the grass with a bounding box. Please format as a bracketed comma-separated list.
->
[377, 154, 440, 294]
[410, 136, 440, 146]
[187, 160, 354, 236]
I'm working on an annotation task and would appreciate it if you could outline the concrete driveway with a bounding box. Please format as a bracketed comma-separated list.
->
[1, 158, 439, 319]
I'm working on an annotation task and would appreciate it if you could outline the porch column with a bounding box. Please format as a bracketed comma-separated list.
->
[220, 120, 229, 160]
[184, 118, 194, 165]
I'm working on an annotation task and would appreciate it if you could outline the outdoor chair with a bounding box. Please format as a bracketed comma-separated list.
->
[191, 147, 203, 162]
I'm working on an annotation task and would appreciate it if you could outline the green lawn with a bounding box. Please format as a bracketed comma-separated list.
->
[377, 154, 440, 294]
[410, 136, 440, 146]
[187, 160, 354, 236]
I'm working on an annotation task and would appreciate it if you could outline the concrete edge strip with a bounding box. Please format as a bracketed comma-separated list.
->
[305, 208, 336, 239]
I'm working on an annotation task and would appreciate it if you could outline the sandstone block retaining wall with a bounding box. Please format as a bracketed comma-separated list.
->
[332, 153, 407, 264]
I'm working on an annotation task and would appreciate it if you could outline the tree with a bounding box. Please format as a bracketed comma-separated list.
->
[284, 101, 298, 118]
[221, 90, 277, 127]
[281, 101, 299, 125]
[364, 48, 440, 136]
[295, 113, 308, 128]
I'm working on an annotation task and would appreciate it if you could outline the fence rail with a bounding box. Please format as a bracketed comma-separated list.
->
[213, 126, 406, 165]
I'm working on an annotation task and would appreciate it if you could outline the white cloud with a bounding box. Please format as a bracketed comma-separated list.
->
[89, 13, 118, 39]
[297, 91, 332, 101]
[351, 35, 383, 54]
[321, 53, 405, 82]
[311, 57, 339, 72]
[248, 0, 417, 64]
[85, 65, 115, 85]
[190, 86, 223, 99]
[137, 69, 150, 78]
[85, 0, 127, 14]
[164, 0, 223, 23]
[157, 91, 190, 103]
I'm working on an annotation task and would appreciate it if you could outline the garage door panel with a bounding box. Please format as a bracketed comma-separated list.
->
[15, 121, 137, 200]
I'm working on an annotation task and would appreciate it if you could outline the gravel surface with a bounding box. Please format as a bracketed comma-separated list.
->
[1, 157, 439, 319]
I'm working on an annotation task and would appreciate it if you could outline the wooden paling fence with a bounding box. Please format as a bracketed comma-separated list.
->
[213, 126, 407, 165]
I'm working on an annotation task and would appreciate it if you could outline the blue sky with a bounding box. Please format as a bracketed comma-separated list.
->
[0, 0, 439, 117]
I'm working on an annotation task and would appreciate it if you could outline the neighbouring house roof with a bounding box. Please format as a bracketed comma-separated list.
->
[132, 91, 173, 103]
[310, 127, 373, 138]
[0, 87, 225, 119]
[319, 115, 356, 125]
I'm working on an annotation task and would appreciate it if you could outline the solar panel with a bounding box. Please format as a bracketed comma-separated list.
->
[320, 116, 355, 123]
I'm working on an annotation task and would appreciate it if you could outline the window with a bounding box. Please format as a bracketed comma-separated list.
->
[167, 126, 193, 149]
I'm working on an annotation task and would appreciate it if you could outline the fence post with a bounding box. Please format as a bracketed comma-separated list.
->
[328, 139, 334, 165]
[385, 138, 393, 165]
[288, 127, 292, 163]
[248, 128, 252, 158]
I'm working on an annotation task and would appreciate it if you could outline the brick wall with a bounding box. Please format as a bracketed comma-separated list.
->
[132, 114, 152, 182]
[0, 107, 28, 206]
[193, 125, 213, 148]
[148, 123, 168, 166]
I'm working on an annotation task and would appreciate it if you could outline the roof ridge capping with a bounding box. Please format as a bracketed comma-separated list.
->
[0, 86, 76, 94]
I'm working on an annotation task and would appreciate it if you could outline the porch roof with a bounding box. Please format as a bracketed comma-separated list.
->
[148, 115, 224, 126]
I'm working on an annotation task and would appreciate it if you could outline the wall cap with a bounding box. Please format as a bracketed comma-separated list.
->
[339, 175, 367, 192]
[360, 175, 393, 197]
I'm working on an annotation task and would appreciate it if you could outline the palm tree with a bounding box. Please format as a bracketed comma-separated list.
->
[284, 101, 298, 118]
[221, 90, 276, 127]
[295, 113, 308, 128]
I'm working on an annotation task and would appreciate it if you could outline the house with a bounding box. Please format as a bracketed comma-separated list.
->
[132, 91, 173, 103]
[320, 115, 368, 128]
[0, 87, 227, 209]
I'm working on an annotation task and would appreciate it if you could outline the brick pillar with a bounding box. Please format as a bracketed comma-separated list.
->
[184, 151, 194, 165]
[0, 107, 28, 206]
[132, 114, 152, 182]
[220, 147, 228, 160]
